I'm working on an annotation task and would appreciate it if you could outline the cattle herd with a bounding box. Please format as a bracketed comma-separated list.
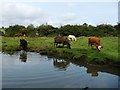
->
[53, 35, 103, 51]
[19, 35, 103, 52]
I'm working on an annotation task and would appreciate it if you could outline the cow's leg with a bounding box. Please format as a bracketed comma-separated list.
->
[56, 43, 58, 47]
[62, 44, 64, 47]
[54, 42, 55, 47]
[73, 38, 75, 41]
[91, 44, 93, 48]
[88, 41, 91, 47]
[54, 42, 58, 48]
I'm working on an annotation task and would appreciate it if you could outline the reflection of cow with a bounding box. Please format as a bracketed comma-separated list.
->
[88, 37, 103, 51]
[20, 39, 28, 51]
[19, 50, 27, 62]
[53, 58, 70, 71]
[86, 66, 98, 77]
[54, 35, 71, 49]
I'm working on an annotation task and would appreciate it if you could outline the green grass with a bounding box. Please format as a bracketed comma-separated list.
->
[1, 36, 119, 63]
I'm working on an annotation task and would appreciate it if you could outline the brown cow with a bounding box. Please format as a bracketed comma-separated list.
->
[14, 33, 26, 37]
[88, 37, 103, 51]
[54, 35, 71, 49]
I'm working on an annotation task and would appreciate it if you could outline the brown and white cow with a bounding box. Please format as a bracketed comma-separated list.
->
[88, 37, 103, 51]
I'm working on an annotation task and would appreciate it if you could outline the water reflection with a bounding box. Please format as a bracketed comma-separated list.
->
[53, 58, 70, 71]
[2, 52, 119, 88]
[86, 64, 120, 77]
[3, 52, 120, 77]
[52, 58, 99, 76]
[19, 50, 27, 62]
[86, 66, 98, 77]
[72, 60, 120, 77]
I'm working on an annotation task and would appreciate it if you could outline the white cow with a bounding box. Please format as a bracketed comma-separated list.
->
[68, 35, 77, 41]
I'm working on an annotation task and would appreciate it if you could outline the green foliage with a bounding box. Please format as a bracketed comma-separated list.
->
[4, 23, 118, 37]
[5, 25, 25, 36]
[26, 24, 36, 37]
[36, 24, 55, 37]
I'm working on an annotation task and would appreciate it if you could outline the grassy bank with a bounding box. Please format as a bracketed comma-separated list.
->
[1, 36, 119, 65]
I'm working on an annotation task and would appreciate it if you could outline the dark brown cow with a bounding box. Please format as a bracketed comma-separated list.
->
[88, 37, 103, 51]
[20, 39, 28, 51]
[54, 35, 71, 49]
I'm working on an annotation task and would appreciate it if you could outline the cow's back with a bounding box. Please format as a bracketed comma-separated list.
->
[54, 36, 63, 43]
[62, 36, 69, 44]
[88, 37, 100, 46]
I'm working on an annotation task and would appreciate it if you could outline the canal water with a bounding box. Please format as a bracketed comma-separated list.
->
[1, 52, 119, 88]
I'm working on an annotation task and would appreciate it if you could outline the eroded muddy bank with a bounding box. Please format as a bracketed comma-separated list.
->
[2, 46, 120, 68]
[2, 49, 120, 67]
[32, 49, 119, 67]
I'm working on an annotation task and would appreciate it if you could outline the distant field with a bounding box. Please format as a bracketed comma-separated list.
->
[2, 36, 119, 63]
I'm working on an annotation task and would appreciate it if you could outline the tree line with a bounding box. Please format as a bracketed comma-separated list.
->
[2, 23, 118, 37]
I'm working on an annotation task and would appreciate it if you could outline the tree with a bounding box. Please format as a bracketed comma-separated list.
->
[4, 23, 118, 37]
[5, 25, 25, 36]
[26, 24, 36, 37]
[37, 24, 55, 36]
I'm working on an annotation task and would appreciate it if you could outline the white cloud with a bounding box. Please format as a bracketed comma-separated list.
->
[0, 1, 117, 27]
[61, 12, 77, 21]
[81, 17, 88, 22]
[66, 2, 77, 7]
[1, 0, 119, 2]
[47, 12, 78, 27]
[48, 19, 61, 27]
[1, 2, 47, 27]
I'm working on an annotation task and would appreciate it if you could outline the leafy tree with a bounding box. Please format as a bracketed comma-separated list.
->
[26, 24, 36, 37]
[4, 23, 118, 37]
[37, 24, 55, 36]
[5, 25, 25, 36]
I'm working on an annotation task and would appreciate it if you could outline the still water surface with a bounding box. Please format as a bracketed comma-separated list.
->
[2, 52, 119, 88]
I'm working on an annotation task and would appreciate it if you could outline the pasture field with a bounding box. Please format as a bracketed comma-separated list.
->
[1, 36, 119, 64]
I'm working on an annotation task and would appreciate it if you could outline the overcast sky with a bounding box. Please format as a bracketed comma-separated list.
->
[0, 0, 119, 27]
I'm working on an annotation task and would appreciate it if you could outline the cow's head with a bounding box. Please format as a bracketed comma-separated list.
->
[96, 45, 103, 51]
